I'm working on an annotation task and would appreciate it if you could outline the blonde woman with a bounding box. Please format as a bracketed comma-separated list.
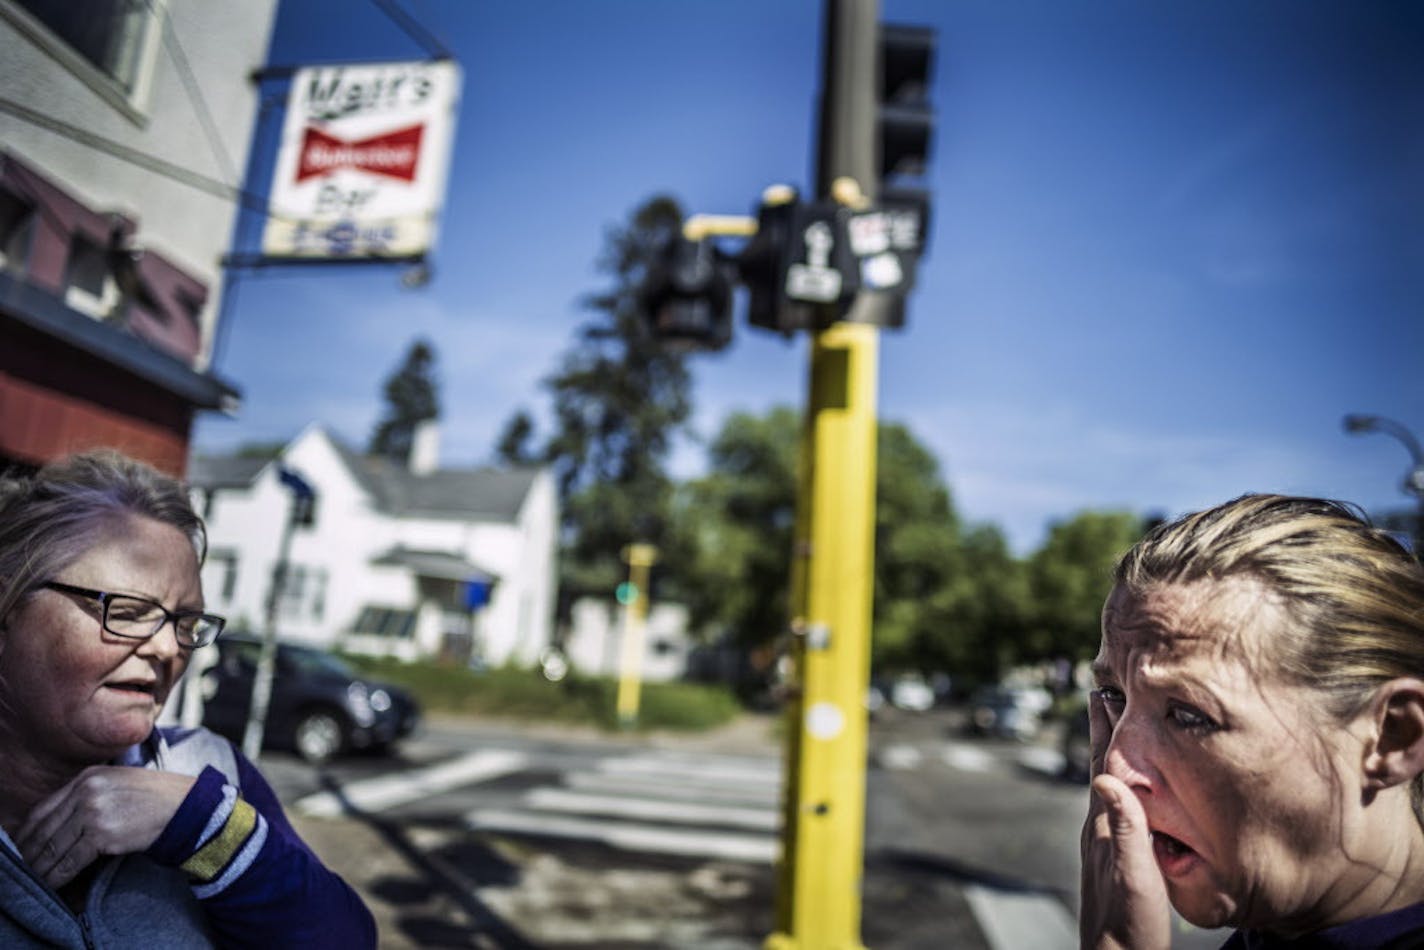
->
[1081, 494, 1424, 949]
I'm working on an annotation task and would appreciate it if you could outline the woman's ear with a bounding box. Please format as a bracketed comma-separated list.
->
[1362, 678, 1424, 790]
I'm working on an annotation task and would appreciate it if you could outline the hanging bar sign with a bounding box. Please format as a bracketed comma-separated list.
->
[262, 60, 462, 261]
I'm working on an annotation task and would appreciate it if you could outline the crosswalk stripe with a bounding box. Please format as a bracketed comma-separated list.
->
[943, 743, 995, 773]
[467, 808, 778, 863]
[524, 788, 779, 831]
[295, 749, 528, 817]
[1018, 746, 1065, 776]
[597, 755, 780, 788]
[565, 770, 780, 806]
[963, 885, 1076, 950]
[879, 744, 924, 770]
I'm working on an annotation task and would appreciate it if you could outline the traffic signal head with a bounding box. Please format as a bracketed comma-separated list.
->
[739, 184, 819, 335]
[878, 24, 936, 187]
[638, 233, 735, 351]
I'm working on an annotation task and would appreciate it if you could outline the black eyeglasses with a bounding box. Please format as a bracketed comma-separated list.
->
[42, 582, 225, 649]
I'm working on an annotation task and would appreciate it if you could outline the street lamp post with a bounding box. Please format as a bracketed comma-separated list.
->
[1343, 414, 1424, 555]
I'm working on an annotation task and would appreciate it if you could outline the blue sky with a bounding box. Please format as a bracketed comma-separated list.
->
[192, 0, 1424, 554]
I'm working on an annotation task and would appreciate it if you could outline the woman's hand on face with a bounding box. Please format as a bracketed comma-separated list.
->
[1079, 689, 1172, 950]
[16, 766, 195, 889]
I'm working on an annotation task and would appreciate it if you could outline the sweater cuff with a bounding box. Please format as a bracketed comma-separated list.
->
[147, 765, 229, 865]
[146, 765, 270, 896]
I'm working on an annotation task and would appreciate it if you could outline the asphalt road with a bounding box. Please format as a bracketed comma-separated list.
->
[256, 707, 1229, 949]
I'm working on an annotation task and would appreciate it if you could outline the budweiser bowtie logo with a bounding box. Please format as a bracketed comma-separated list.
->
[297, 124, 424, 182]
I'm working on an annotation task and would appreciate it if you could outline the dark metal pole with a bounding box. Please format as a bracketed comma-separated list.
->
[814, 0, 898, 328]
[242, 468, 313, 760]
[241, 494, 297, 761]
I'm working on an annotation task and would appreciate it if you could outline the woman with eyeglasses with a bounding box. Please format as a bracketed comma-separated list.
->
[0, 451, 375, 948]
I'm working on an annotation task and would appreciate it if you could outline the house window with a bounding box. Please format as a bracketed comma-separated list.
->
[3, 0, 163, 117]
[310, 570, 327, 621]
[63, 236, 119, 319]
[0, 191, 35, 275]
[277, 564, 306, 620]
[352, 606, 416, 640]
[200, 551, 237, 608]
[12, 0, 152, 92]
[274, 564, 329, 622]
[209, 552, 238, 603]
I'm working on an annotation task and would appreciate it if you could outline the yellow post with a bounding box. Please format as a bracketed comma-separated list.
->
[766, 321, 879, 950]
[615, 542, 659, 727]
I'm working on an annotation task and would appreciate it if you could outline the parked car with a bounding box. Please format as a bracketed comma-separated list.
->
[888, 675, 936, 712]
[966, 685, 1050, 741]
[1060, 700, 1092, 782]
[201, 634, 421, 763]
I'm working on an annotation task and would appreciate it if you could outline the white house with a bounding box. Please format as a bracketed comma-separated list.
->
[564, 598, 695, 684]
[188, 424, 559, 667]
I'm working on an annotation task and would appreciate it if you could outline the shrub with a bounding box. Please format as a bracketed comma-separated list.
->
[340, 654, 741, 732]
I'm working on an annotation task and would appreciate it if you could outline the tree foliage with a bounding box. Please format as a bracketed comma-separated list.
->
[495, 195, 694, 599]
[369, 338, 440, 463]
[674, 407, 801, 647]
[1024, 510, 1146, 660]
[674, 408, 1031, 684]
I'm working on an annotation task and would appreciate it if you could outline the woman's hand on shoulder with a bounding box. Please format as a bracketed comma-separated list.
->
[16, 766, 195, 889]
[1079, 689, 1172, 950]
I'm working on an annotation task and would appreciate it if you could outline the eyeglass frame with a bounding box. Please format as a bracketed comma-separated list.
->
[41, 581, 226, 649]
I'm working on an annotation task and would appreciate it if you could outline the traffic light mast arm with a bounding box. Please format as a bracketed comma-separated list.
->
[682, 214, 757, 242]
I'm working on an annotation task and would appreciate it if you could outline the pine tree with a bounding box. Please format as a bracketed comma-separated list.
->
[369, 338, 440, 464]
[494, 195, 693, 599]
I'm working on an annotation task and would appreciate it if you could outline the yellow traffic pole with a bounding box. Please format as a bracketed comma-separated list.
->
[615, 542, 659, 727]
[767, 321, 879, 950]
[768, 0, 885, 946]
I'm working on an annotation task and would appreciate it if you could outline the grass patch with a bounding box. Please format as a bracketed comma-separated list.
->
[340, 654, 742, 732]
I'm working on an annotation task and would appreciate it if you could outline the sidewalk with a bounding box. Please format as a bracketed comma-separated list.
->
[291, 713, 789, 948]
[285, 712, 999, 948]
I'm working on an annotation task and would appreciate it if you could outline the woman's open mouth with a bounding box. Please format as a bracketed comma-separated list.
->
[105, 680, 158, 698]
[1151, 830, 1200, 877]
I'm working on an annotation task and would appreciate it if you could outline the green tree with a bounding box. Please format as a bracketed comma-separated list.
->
[494, 195, 693, 600]
[870, 422, 963, 669]
[369, 338, 440, 464]
[233, 441, 287, 460]
[675, 408, 1023, 684]
[1024, 510, 1145, 660]
[675, 407, 801, 647]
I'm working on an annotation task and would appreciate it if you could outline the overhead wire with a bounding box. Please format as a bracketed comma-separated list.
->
[0, 95, 280, 218]
[369, 0, 453, 61]
[145, 0, 241, 187]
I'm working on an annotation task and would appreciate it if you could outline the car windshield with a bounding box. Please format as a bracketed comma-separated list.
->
[285, 646, 356, 678]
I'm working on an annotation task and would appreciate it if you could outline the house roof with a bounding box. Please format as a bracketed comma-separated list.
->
[328, 436, 539, 521]
[187, 455, 269, 489]
[371, 546, 497, 583]
[190, 429, 542, 524]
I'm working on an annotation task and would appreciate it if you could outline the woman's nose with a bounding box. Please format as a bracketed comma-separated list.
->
[1103, 713, 1157, 794]
[136, 620, 183, 661]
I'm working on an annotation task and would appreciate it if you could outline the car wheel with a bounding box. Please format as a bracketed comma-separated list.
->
[294, 709, 345, 763]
